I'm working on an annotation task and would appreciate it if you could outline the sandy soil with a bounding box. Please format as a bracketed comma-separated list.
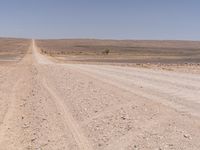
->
[0, 40, 200, 149]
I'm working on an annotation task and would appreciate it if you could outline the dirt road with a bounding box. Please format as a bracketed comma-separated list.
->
[0, 40, 200, 150]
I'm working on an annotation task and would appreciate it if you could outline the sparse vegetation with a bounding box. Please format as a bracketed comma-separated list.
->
[36, 39, 200, 64]
[102, 49, 110, 55]
[0, 38, 30, 62]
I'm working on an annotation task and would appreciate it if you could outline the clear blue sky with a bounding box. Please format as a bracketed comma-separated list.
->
[0, 0, 200, 40]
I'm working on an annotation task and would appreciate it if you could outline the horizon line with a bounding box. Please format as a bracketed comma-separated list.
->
[1, 36, 200, 42]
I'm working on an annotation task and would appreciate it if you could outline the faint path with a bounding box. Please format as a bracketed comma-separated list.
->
[32, 39, 53, 65]
[32, 39, 93, 150]
[0, 79, 21, 144]
[42, 78, 93, 150]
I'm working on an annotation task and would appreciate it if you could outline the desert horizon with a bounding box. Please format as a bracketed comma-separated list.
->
[1, 0, 200, 149]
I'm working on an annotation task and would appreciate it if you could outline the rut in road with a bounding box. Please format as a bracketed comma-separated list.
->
[32, 40, 93, 150]
[0, 79, 21, 144]
[42, 78, 92, 150]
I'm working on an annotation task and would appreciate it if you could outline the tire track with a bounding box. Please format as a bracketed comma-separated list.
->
[33, 39, 93, 150]
[0, 78, 21, 144]
[41, 78, 93, 150]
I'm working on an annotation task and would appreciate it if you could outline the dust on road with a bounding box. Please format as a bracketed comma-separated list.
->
[0, 40, 200, 150]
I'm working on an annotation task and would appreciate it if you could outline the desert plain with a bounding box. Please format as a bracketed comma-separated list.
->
[0, 38, 200, 150]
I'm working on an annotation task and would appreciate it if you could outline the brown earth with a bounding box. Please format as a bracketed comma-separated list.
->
[0, 39, 200, 150]
[0, 38, 30, 64]
[36, 39, 200, 64]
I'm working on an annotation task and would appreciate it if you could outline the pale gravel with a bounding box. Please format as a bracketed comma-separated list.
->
[0, 40, 199, 150]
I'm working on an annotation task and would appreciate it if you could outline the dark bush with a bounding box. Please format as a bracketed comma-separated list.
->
[102, 49, 110, 55]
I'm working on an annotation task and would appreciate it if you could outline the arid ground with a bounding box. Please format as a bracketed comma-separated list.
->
[0, 38, 200, 150]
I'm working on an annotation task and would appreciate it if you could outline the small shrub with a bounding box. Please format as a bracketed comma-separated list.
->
[41, 48, 47, 54]
[102, 49, 110, 55]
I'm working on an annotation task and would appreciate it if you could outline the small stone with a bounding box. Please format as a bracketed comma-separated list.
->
[31, 138, 36, 142]
[121, 116, 126, 120]
[22, 123, 30, 129]
[98, 143, 102, 147]
[184, 134, 192, 139]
